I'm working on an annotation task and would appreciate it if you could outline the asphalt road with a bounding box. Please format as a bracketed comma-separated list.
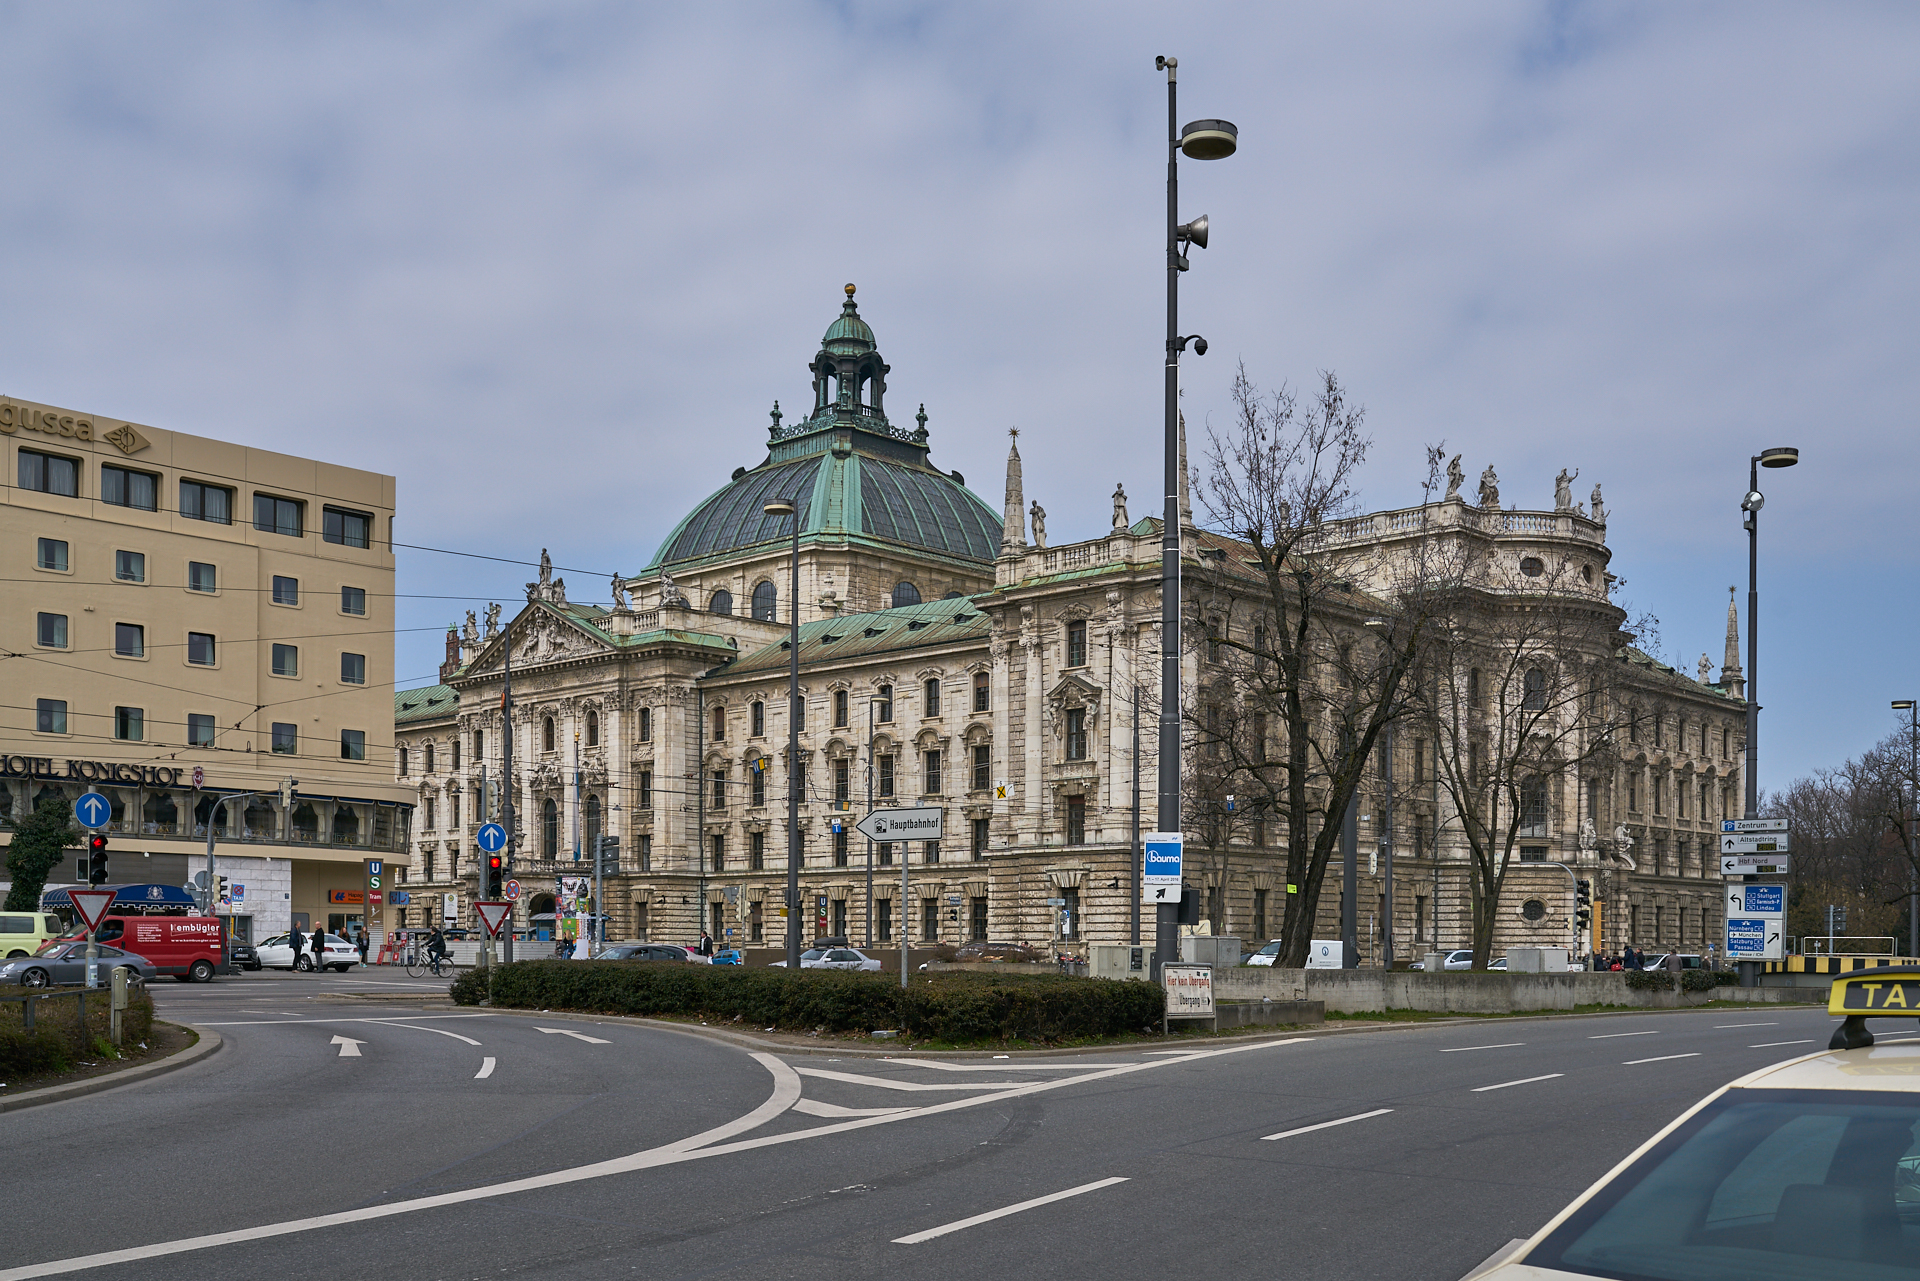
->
[0, 971, 1864, 1281]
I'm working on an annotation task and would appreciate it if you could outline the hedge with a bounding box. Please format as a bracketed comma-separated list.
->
[451, 961, 1164, 1044]
[1623, 969, 1740, 992]
[0, 985, 154, 1076]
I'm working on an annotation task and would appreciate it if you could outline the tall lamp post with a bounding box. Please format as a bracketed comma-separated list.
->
[764, 500, 804, 970]
[1737, 446, 1796, 988]
[1895, 699, 1918, 956]
[1153, 54, 1236, 978]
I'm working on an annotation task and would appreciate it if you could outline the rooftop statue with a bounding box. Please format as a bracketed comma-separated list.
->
[1554, 467, 1579, 512]
[1112, 482, 1129, 531]
[1030, 500, 1047, 550]
[483, 603, 501, 638]
[1478, 465, 1500, 511]
[1445, 454, 1463, 501]
[1590, 483, 1606, 524]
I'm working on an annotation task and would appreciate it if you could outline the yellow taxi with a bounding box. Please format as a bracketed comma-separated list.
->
[1478, 967, 1920, 1279]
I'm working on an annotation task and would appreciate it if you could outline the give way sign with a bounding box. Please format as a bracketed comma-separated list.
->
[69, 889, 117, 932]
[475, 902, 513, 938]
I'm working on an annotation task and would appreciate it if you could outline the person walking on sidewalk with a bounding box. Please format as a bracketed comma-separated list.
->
[311, 923, 326, 972]
[357, 929, 371, 967]
[290, 925, 305, 972]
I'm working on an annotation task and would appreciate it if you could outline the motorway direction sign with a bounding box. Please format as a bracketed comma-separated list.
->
[1723, 818, 1789, 833]
[477, 822, 508, 853]
[69, 888, 116, 932]
[1143, 832, 1183, 903]
[504, 879, 522, 902]
[475, 902, 513, 938]
[73, 791, 112, 830]
[1723, 853, 1791, 876]
[1727, 884, 1785, 918]
[1722, 833, 1789, 854]
[1726, 917, 1785, 961]
[854, 806, 944, 842]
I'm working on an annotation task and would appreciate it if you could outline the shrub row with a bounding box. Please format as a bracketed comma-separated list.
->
[451, 961, 1163, 1044]
[0, 985, 154, 1076]
[1622, 969, 1739, 992]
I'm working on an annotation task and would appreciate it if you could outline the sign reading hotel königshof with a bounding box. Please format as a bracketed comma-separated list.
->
[2, 755, 187, 787]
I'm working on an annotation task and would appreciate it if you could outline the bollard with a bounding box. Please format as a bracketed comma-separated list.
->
[110, 966, 129, 1046]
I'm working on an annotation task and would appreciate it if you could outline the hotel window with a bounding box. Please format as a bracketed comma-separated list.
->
[876, 685, 892, 722]
[924, 678, 940, 717]
[101, 464, 157, 510]
[638, 770, 652, 810]
[253, 494, 303, 538]
[340, 729, 367, 761]
[36, 698, 68, 734]
[179, 479, 233, 524]
[112, 708, 143, 741]
[272, 643, 298, 676]
[115, 550, 146, 583]
[272, 722, 297, 754]
[188, 562, 217, 593]
[1066, 795, 1086, 845]
[36, 612, 67, 648]
[972, 817, 989, 860]
[750, 830, 765, 870]
[878, 754, 895, 798]
[323, 506, 372, 548]
[638, 707, 652, 742]
[340, 585, 367, 616]
[36, 538, 69, 571]
[924, 749, 942, 795]
[1066, 620, 1088, 668]
[972, 744, 990, 791]
[973, 672, 989, 712]
[272, 576, 299, 605]
[341, 653, 366, 685]
[114, 622, 145, 658]
[750, 701, 764, 737]
[18, 449, 78, 496]
[834, 689, 849, 727]
[1065, 707, 1087, 760]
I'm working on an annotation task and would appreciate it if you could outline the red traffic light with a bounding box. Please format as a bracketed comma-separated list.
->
[89, 833, 107, 853]
[488, 855, 503, 871]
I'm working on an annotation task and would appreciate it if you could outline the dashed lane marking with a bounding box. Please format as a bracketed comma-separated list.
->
[893, 1177, 1130, 1244]
[1749, 1040, 1815, 1049]
[1588, 1031, 1660, 1039]
[1472, 1074, 1564, 1092]
[1624, 1053, 1702, 1065]
[1439, 1043, 1524, 1052]
[1714, 1023, 1777, 1028]
[792, 1098, 914, 1118]
[475, 1058, 496, 1079]
[1261, 1108, 1393, 1141]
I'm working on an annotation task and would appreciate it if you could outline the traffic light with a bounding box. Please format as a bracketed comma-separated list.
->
[594, 834, 620, 874]
[486, 854, 503, 898]
[216, 875, 230, 907]
[86, 833, 109, 885]
[1575, 879, 1593, 933]
[280, 777, 298, 811]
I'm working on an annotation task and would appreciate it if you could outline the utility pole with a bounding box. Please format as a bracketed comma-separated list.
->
[695, 683, 706, 950]
[1131, 682, 1141, 948]
[571, 729, 583, 957]
[865, 697, 875, 949]
[500, 611, 516, 963]
[1380, 723, 1394, 971]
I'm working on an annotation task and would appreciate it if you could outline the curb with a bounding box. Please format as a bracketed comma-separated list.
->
[0, 1021, 222, 1113]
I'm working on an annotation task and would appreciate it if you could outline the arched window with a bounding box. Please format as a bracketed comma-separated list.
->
[638, 707, 652, 742]
[834, 689, 849, 727]
[399, 746, 409, 775]
[424, 743, 435, 773]
[586, 710, 599, 747]
[712, 705, 726, 741]
[891, 581, 921, 608]
[585, 794, 601, 845]
[751, 581, 777, 621]
[473, 729, 483, 758]
[543, 717, 555, 752]
[542, 798, 558, 859]
[1523, 667, 1547, 711]
[710, 589, 733, 616]
[451, 737, 460, 770]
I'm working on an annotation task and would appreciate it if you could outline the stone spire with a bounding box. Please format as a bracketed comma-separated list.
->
[1721, 586, 1745, 697]
[1177, 410, 1193, 526]
[1001, 428, 1026, 551]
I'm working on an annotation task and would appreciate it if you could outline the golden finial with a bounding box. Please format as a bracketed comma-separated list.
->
[844, 282, 856, 298]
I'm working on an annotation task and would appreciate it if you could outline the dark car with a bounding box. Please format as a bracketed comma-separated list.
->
[229, 941, 261, 971]
[0, 943, 158, 987]
[596, 944, 696, 963]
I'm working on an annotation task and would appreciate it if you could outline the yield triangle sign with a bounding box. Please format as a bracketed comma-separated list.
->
[70, 889, 117, 933]
[475, 901, 513, 938]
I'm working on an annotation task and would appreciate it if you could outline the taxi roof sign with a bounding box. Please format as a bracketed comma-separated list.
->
[1826, 966, 1920, 1050]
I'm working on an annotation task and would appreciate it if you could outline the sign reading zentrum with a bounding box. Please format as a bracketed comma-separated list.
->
[1, 756, 187, 787]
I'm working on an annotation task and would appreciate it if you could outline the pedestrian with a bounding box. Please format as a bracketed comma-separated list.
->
[699, 932, 714, 958]
[357, 929, 371, 967]
[1664, 949, 1683, 978]
[290, 923, 305, 972]
[311, 922, 327, 972]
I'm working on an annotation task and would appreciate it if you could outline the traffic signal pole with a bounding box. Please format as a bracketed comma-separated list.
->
[501, 610, 516, 964]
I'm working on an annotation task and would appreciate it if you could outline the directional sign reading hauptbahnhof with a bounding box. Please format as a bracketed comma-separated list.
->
[854, 806, 944, 843]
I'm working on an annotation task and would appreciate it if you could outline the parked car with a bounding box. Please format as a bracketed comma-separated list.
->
[1408, 949, 1476, 971]
[1245, 940, 1284, 967]
[1, 943, 157, 987]
[254, 932, 360, 972]
[710, 949, 743, 965]
[596, 944, 698, 963]
[1642, 952, 1706, 971]
[807, 947, 883, 972]
[768, 947, 830, 969]
[1, 911, 65, 958]
[954, 942, 1043, 963]
[229, 941, 261, 971]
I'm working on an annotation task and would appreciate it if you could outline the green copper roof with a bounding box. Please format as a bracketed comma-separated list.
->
[719, 597, 990, 677]
[823, 297, 875, 350]
[395, 684, 458, 724]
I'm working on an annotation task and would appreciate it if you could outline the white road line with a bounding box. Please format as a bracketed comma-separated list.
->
[1439, 1043, 1525, 1052]
[1624, 1053, 1702, 1065]
[1261, 1108, 1393, 1141]
[0, 1040, 1305, 1280]
[1714, 1022, 1777, 1028]
[892, 1177, 1130, 1244]
[879, 1058, 1127, 1071]
[792, 1098, 914, 1117]
[1588, 1031, 1660, 1039]
[535, 1027, 612, 1044]
[330, 1037, 364, 1058]
[474, 1058, 496, 1079]
[1472, 1074, 1564, 1092]
[384, 1024, 482, 1046]
[1749, 1039, 1816, 1048]
[194, 1014, 495, 1027]
[795, 1066, 1030, 1091]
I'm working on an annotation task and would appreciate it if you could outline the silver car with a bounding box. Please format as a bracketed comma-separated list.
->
[0, 942, 157, 987]
[808, 947, 883, 972]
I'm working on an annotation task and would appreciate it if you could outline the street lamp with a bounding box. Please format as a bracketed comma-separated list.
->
[1154, 54, 1236, 980]
[764, 499, 803, 970]
[1895, 699, 1917, 956]
[1737, 445, 1795, 989]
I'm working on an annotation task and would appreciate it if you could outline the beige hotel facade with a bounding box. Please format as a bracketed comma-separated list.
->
[1, 393, 413, 944]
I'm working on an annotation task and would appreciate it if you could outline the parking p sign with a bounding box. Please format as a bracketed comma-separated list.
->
[1142, 832, 1183, 904]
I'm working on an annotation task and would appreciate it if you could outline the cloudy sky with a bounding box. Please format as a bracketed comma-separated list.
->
[3, 2, 1915, 793]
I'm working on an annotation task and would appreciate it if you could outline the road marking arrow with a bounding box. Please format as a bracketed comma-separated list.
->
[330, 1036, 365, 1057]
[536, 1027, 611, 1044]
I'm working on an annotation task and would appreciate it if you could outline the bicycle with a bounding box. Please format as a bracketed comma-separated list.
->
[404, 947, 450, 980]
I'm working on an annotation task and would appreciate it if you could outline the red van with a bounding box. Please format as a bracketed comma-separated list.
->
[54, 916, 224, 982]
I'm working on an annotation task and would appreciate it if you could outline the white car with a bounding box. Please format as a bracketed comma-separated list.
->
[1478, 966, 1920, 1280]
[255, 932, 360, 972]
[806, 947, 883, 972]
[1246, 940, 1283, 967]
[1408, 949, 1476, 971]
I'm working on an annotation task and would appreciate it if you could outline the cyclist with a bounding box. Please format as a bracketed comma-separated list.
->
[426, 925, 449, 974]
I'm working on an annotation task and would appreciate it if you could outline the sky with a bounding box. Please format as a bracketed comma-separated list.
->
[1, 2, 1914, 794]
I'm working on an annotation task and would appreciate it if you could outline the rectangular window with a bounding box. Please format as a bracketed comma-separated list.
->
[924, 749, 941, 794]
[101, 465, 157, 510]
[272, 722, 297, 754]
[1066, 795, 1086, 845]
[749, 899, 764, 942]
[924, 678, 940, 717]
[115, 550, 146, 583]
[115, 622, 145, 657]
[1653, 777, 1665, 815]
[922, 898, 939, 942]
[710, 833, 725, 871]
[272, 575, 299, 605]
[272, 643, 298, 676]
[1060, 888, 1080, 941]
[187, 631, 216, 665]
[36, 698, 67, 734]
[18, 449, 78, 496]
[1065, 707, 1087, 761]
[973, 672, 989, 712]
[751, 762, 766, 807]
[1414, 896, 1428, 942]
[253, 493, 302, 537]
[36, 538, 69, 571]
[972, 816, 989, 860]
[638, 771, 652, 810]
[188, 713, 215, 747]
[341, 652, 366, 685]
[876, 898, 893, 942]
[36, 612, 67, 648]
[879, 754, 895, 798]
[833, 758, 850, 804]
[878, 842, 894, 867]
[638, 708, 652, 742]
[1413, 738, 1426, 785]
[834, 689, 848, 727]
[114, 706, 143, 741]
[750, 830, 765, 871]
[924, 840, 940, 865]
[1066, 620, 1087, 668]
[424, 797, 437, 830]
[1253, 889, 1268, 941]
[340, 729, 366, 761]
[323, 506, 372, 548]
[449, 791, 460, 828]
[750, 701, 764, 737]
[972, 744, 990, 792]
[188, 561, 217, 593]
[708, 769, 726, 809]
[794, 696, 805, 731]
[1520, 846, 1548, 862]
[877, 685, 892, 722]
[970, 896, 987, 941]
[179, 480, 233, 524]
[340, 586, 367, 616]
[834, 829, 849, 867]
[1628, 779, 1639, 812]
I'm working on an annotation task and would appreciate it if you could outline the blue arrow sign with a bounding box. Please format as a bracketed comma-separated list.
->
[73, 791, 111, 830]
[477, 822, 507, 853]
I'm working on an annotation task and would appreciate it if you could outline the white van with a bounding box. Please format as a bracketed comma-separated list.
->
[0, 912, 66, 958]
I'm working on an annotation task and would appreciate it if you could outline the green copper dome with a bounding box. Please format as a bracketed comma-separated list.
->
[822, 284, 875, 351]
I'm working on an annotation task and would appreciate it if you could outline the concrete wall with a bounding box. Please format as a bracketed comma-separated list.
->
[1216, 967, 1823, 1013]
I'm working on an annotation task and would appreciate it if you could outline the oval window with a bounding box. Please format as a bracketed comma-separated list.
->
[1521, 899, 1547, 922]
[1519, 556, 1544, 577]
